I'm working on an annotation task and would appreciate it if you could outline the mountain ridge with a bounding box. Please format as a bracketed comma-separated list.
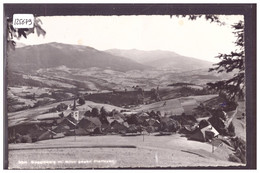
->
[8, 42, 151, 72]
[105, 48, 213, 71]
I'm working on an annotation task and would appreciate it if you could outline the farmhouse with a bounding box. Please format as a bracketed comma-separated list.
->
[189, 124, 219, 142]
[38, 129, 64, 141]
[78, 117, 102, 133]
[70, 110, 85, 122]
[106, 120, 129, 134]
[146, 118, 161, 131]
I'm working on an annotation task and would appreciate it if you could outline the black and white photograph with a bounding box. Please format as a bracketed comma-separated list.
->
[3, 4, 256, 169]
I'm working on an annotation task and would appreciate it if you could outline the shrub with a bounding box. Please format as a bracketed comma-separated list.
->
[78, 97, 85, 105]
[91, 107, 100, 117]
[100, 106, 109, 117]
[21, 135, 32, 143]
[227, 122, 236, 136]
[229, 137, 246, 164]
[56, 103, 68, 112]
[33, 99, 50, 108]
[228, 154, 241, 163]
[49, 103, 68, 112]
[39, 93, 50, 98]
[51, 92, 70, 101]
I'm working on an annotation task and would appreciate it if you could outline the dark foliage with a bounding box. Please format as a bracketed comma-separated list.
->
[91, 107, 100, 117]
[56, 103, 68, 112]
[50, 92, 71, 101]
[78, 97, 85, 105]
[126, 114, 140, 125]
[229, 137, 246, 164]
[7, 97, 27, 112]
[207, 21, 245, 101]
[85, 91, 144, 107]
[6, 17, 46, 52]
[179, 15, 245, 101]
[33, 98, 51, 108]
[179, 86, 211, 96]
[227, 122, 236, 137]
[168, 82, 195, 87]
[160, 119, 181, 132]
[150, 88, 161, 102]
[100, 107, 109, 117]
[147, 110, 161, 120]
[7, 72, 48, 88]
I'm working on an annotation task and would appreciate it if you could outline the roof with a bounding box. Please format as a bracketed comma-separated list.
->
[137, 112, 149, 117]
[70, 110, 85, 121]
[201, 125, 219, 137]
[86, 117, 102, 127]
[110, 120, 129, 129]
[107, 117, 124, 124]
[147, 118, 160, 126]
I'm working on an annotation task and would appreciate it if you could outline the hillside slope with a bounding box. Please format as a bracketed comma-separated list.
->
[8, 42, 150, 72]
[106, 49, 213, 71]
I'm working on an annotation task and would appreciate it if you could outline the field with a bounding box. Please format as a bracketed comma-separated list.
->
[8, 134, 243, 169]
[133, 95, 217, 115]
[6, 66, 245, 169]
[8, 100, 125, 127]
[8, 94, 218, 127]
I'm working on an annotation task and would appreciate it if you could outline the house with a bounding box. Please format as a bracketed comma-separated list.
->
[10, 123, 46, 142]
[146, 118, 161, 131]
[189, 124, 219, 142]
[107, 116, 124, 124]
[137, 112, 150, 118]
[87, 117, 102, 127]
[70, 110, 85, 122]
[179, 124, 198, 134]
[78, 117, 102, 134]
[170, 115, 197, 126]
[126, 124, 139, 133]
[75, 127, 89, 135]
[52, 115, 78, 135]
[37, 129, 64, 141]
[160, 117, 180, 132]
[107, 120, 129, 134]
[138, 116, 149, 126]
[52, 121, 71, 135]
[126, 114, 139, 125]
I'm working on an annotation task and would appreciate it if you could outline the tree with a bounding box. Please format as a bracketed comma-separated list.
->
[91, 107, 100, 117]
[100, 106, 108, 117]
[56, 103, 68, 112]
[6, 16, 46, 52]
[150, 88, 161, 102]
[179, 15, 245, 101]
[78, 97, 85, 105]
[207, 20, 245, 101]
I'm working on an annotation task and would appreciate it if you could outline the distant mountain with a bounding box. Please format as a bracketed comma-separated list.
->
[8, 42, 150, 72]
[106, 49, 213, 71]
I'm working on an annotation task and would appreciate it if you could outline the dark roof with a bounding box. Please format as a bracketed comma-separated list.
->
[86, 117, 102, 127]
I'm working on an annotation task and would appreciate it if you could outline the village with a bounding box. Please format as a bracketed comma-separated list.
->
[7, 90, 246, 165]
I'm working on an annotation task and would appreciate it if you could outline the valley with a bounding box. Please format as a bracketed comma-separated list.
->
[6, 42, 246, 168]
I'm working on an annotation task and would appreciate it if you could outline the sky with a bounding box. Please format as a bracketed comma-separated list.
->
[17, 15, 244, 62]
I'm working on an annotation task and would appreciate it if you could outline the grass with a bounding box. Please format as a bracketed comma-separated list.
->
[8, 134, 244, 169]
